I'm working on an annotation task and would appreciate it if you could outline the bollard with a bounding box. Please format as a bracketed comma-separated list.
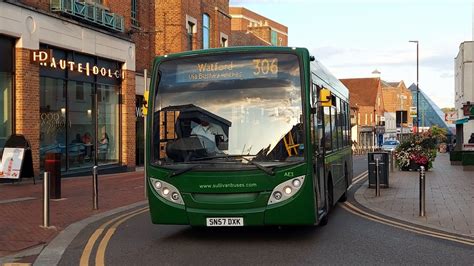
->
[93, 166, 98, 210]
[43, 172, 50, 228]
[419, 166, 426, 217]
[375, 158, 380, 197]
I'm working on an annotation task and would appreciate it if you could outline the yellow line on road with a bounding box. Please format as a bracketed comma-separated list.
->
[341, 202, 474, 246]
[353, 170, 368, 181]
[95, 208, 149, 266]
[79, 207, 149, 266]
[348, 172, 368, 189]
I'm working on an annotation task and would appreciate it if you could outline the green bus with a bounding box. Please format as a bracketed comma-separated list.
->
[145, 46, 352, 226]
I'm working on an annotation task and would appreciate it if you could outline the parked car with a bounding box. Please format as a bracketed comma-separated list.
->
[381, 140, 400, 152]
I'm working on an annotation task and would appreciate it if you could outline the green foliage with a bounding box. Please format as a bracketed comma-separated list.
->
[429, 125, 447, 143]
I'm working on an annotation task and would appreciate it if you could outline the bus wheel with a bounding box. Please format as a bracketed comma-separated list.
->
[339, 164, 348, 202]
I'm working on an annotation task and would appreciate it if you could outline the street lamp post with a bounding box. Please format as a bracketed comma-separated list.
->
[409, 40, 419, 134]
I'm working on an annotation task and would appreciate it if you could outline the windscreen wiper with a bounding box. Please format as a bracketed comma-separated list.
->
[166, 164, 201, 178]
[191, 154, 275, 176]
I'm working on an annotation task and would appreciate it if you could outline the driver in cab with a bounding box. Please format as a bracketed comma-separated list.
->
[191, 118, 227, 145]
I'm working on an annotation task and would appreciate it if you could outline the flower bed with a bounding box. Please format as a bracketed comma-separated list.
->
[394, 127, 445, 171]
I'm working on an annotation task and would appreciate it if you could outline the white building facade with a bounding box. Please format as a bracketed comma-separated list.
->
[454, 41, 474, 147]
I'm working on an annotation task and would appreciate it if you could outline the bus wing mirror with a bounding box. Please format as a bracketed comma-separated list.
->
[311, 107, 317, 114]
[142, 90, 149, 116]
[319, 88, 332, 107]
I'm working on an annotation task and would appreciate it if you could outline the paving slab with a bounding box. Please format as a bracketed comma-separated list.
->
[355, 153, 473, 237]
[0, 170, 146, 259]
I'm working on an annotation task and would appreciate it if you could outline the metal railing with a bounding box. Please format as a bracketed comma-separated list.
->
[50, 0, 124, 32]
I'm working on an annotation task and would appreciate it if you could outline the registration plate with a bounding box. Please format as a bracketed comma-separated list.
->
[206, 217, 244, 227]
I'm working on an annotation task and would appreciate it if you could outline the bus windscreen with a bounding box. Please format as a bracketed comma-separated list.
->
[153, 53, 303, 168]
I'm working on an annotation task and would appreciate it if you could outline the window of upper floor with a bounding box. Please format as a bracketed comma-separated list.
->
[186, 15, 197, 51]
[271, 30, 278, 46]
[131, 0, 139, 27]
[220, 32, 228, 47]
[203, 14, 210, 49]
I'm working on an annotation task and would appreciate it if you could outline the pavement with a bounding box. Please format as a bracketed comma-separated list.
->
[355, 152, 473, 237]
[1, 153, 472, 264]
[0, 169, 145, 260]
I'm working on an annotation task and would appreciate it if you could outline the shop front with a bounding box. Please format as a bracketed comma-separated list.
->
[0, 35, 14, 150]
[35, 46, 122, 173]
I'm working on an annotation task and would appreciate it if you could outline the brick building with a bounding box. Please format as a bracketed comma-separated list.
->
[381, 80, 413, 141]
[229, 7, 288, 46]
[340, 78, 385, 150]
[0, 0, 231, 176]
[132, 0, 232, 165]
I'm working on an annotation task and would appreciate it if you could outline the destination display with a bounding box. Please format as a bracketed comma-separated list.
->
[176, 58, 279, 82]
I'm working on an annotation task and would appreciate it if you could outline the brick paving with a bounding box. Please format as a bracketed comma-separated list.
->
[0, 171, 145, 257]
[355, 153, 473, 237]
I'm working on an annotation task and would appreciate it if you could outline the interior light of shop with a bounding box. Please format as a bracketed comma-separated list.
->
[87, 109, 92, 115]
[61, 108, 66, 115]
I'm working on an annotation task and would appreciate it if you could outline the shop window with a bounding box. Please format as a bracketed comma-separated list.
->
[0, 36, 14, 149]
[38, 45, 122, 172]
[75, 81, 84, 100]
[40, 77, 67, 171]
[97, 84, 119, 165]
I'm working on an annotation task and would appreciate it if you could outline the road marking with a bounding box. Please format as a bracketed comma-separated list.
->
[79, 207, 148, 266]
[95, 208, 149, 266]
[348, 171, 368, 190]
[353, 170, 368, 181]
[341, 202, 474, 246]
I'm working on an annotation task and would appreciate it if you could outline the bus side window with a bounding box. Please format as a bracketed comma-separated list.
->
[310, 83, 318, 152]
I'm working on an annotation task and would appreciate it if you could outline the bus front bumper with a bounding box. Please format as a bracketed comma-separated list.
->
[148, 190, 316, 226]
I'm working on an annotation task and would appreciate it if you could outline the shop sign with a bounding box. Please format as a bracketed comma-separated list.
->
[409, 107, 417, 118]
[136, 106, 145, 118]
[360, 126, 374, 133]
[463, 144, 474, 151]
[462, 103, 474, 117]
[30, 49, 122, 79]
[444, 112, 457, 123]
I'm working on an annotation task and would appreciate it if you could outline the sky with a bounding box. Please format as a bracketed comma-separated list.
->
[229, 0, 473, 108]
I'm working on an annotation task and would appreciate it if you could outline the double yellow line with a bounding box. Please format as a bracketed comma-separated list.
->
[348, 170, 368, 189]
[342, 201, 474, 246]
[344, 170, 473, 246]
[80, 207, 149, 266]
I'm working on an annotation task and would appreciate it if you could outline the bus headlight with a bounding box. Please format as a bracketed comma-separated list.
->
[268, 175, 305, 205]
[150, 178, 184, 205]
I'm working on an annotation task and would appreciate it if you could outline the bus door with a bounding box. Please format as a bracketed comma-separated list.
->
[311, 83, 326, 213]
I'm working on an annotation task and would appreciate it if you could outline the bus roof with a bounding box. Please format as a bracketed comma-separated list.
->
[153, 46, 307, 63]
[310, 59, 349, 101]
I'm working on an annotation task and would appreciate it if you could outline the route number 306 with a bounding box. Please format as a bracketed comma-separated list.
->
[253, 58, 278, 75]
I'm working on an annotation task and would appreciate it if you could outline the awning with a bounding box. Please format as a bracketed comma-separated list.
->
[455, 117, 469, 125]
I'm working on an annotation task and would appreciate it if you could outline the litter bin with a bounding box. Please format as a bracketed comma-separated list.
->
[45, 152, 61, 199]
[368, 152, 389, 188]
